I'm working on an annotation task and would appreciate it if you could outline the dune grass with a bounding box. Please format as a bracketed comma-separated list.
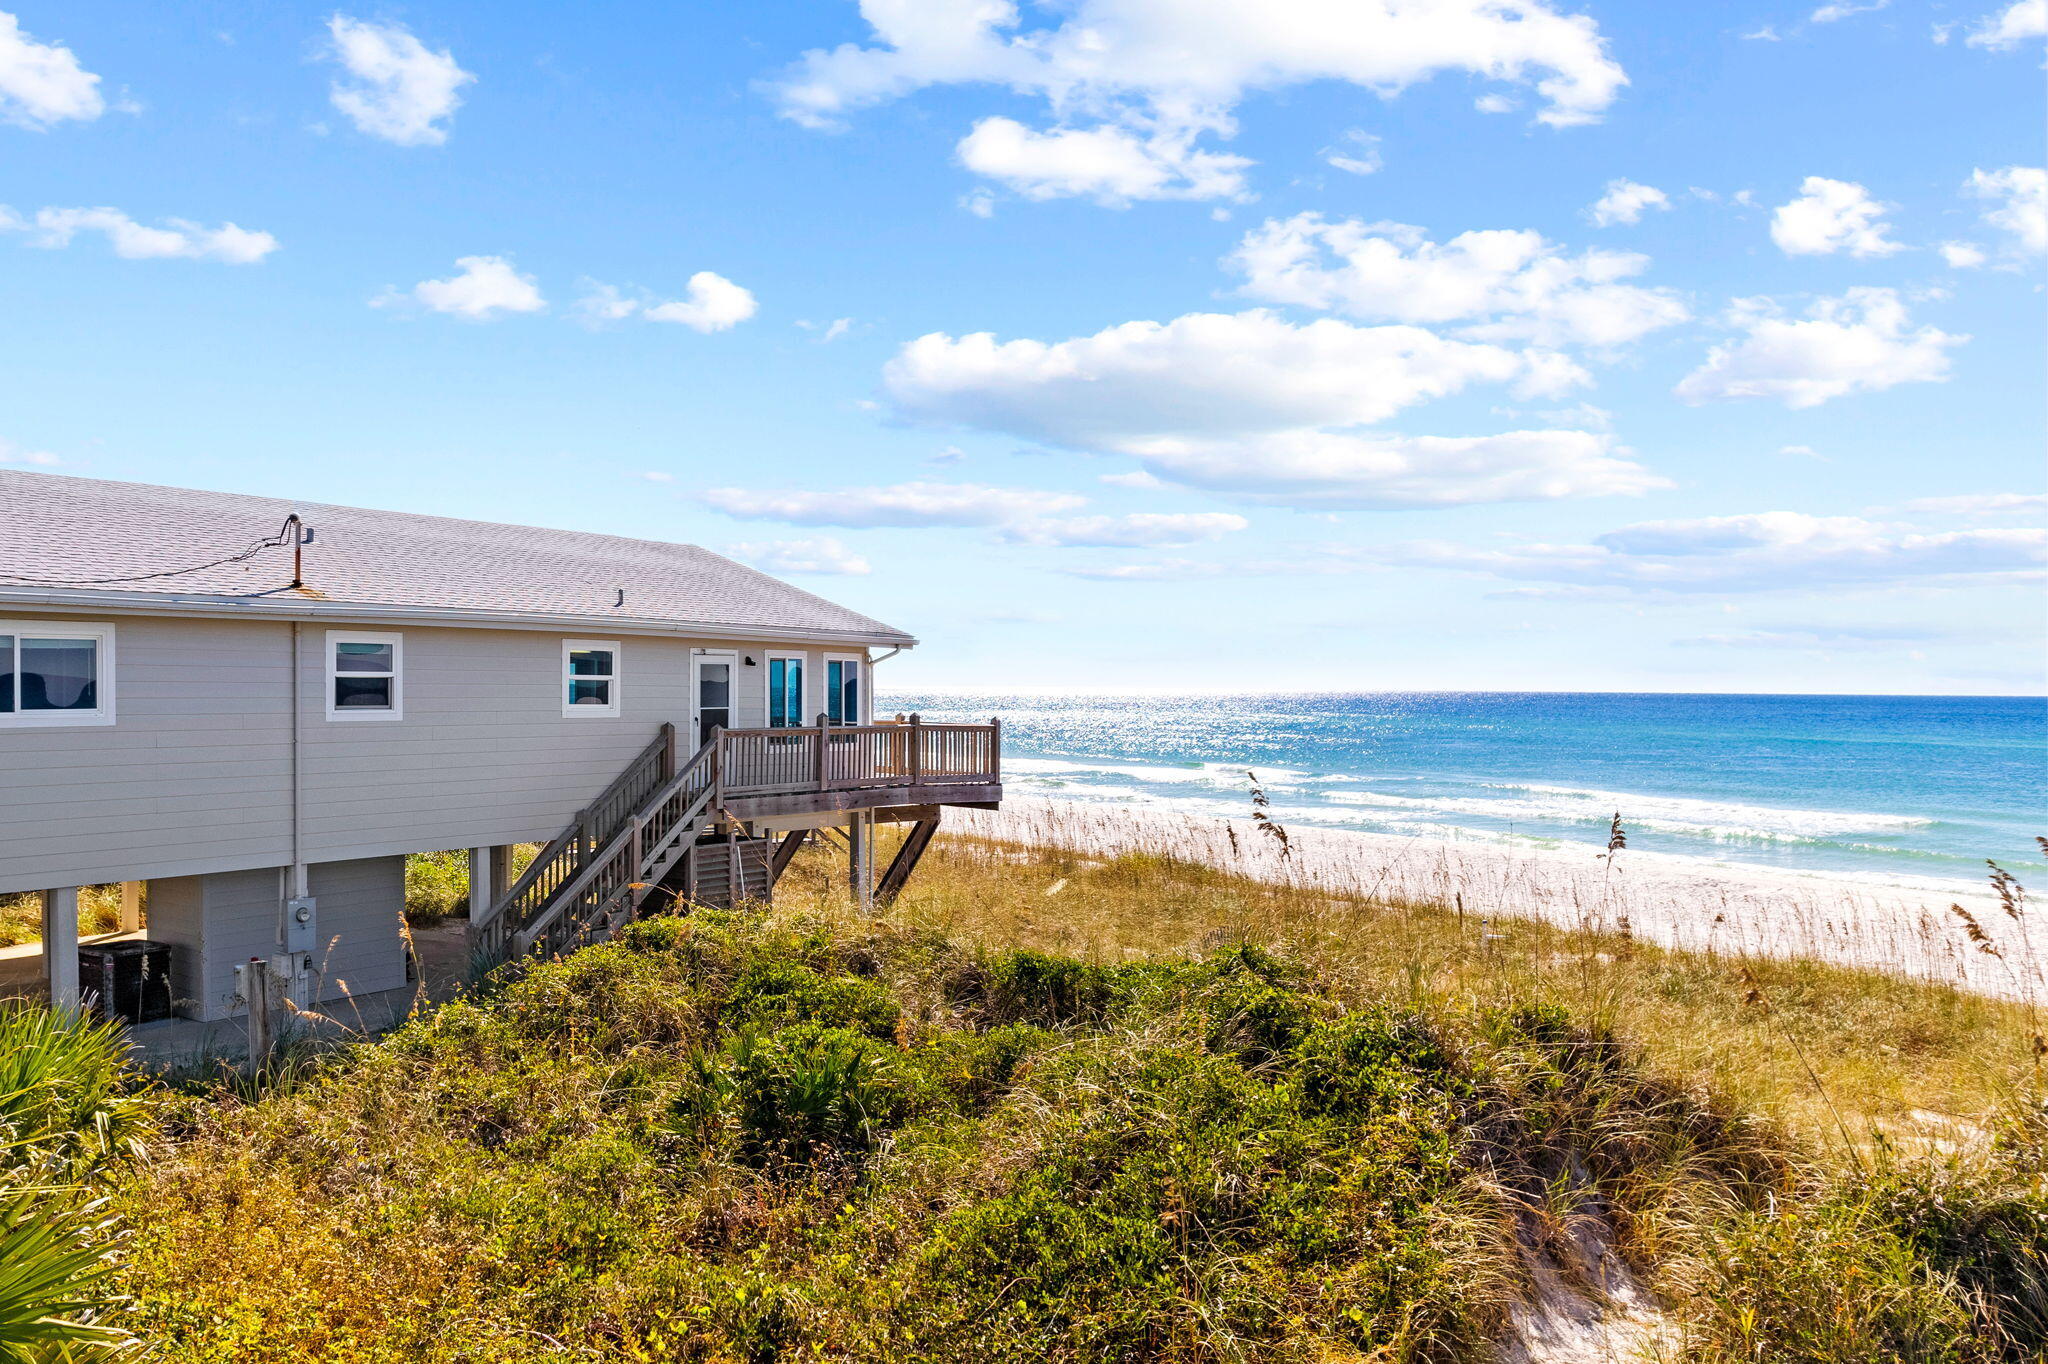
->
[93, 828, 2045, 1362]
[842, 833, 2045, 1164]
[0, 886, 126, 949]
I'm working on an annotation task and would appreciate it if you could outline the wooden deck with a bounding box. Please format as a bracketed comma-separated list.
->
[472, 718, 1001, 960]
[712, 718, 1002, 817]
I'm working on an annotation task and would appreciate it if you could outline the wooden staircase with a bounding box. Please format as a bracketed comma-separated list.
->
[469, 724, 730, 963]
[467, 715, 1000, 966]
[662, 836, 776, 908]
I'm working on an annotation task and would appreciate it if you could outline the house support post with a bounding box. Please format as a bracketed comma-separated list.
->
[468, 848, 492, 921]
[848, 812, 874, 913]
[41, 888, 80, 1009]
[119, 881, 144, 933]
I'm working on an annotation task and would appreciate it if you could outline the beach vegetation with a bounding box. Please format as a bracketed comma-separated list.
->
[0, 812, 2038, 1360]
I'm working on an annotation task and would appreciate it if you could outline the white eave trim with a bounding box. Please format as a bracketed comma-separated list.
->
[0, 586, 918, 650]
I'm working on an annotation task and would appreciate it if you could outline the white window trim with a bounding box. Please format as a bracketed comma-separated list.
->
[766, 651, 807, 728]
[0, 620, 115, 728]
[326, 630, 403, 722]
[562, 638, 622, 718]
[822, 652, 867, 726]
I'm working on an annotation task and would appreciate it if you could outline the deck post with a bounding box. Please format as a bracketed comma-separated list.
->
[848, 812, 874, 913]
[41, 888, 80, 1009]
[814, 713, 829, 791]
[488, 845, 514, 901]
[909, 713, 923, 786]
[119, 881, 144, 933]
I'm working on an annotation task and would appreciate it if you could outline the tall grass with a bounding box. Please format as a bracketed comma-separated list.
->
[0, 890, 125, 951]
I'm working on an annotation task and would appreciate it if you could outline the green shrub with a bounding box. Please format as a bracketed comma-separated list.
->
[701, 1024, 909, 1160]
[720, 960, 901, 1039]
[1862, 1159, 2048, 1356]
[0, 1005, 150, 1184]
[971, 949, 1129, 1027]
[403, 851, 470, 924]
[1692, 1197, 1986, 1363]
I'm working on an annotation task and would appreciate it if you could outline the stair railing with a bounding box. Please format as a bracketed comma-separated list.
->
[512, 734, 722, 957]
[470, 723, 675, 961]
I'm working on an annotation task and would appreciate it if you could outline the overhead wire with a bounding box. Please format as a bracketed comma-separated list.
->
[0, 514, 304, 587]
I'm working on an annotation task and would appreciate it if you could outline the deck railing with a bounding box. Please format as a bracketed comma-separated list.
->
[715, 717, 1000, 798]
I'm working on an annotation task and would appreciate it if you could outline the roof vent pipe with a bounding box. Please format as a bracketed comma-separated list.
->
[613, 587, 625, 607]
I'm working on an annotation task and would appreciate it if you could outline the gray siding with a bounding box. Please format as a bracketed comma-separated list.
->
[0, 608, 862, 894]
[140, 856, 406, 1021]
[308, 856, 408, 1009]
[0, 615, 294, 891]
[139, 874, 207, 1011]
[144, 866, 280, 1021]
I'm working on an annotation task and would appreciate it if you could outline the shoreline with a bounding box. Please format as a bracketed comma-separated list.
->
[951, 797, 2044, 1004]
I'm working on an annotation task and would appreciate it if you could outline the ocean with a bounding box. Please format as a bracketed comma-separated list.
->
[881, 692, 2048, 892]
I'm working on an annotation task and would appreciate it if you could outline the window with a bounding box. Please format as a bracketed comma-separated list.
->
[0, 622, 114, 727]
[767, 654, 805, 728]
[563, 640, 620, 717]
[326, 632, 401, 720]
[824, 655, 863, 725]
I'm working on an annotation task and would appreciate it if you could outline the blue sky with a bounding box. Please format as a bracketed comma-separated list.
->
[1, 0, 2041, 694]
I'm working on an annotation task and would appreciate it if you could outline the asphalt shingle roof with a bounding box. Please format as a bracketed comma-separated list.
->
[0, 470, 914, 646]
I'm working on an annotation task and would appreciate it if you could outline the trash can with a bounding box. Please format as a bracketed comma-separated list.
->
[77, 940, 174, 1024]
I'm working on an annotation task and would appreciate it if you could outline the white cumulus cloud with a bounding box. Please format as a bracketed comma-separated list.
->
[1229, 215, 1689, 348]
[882, 309, 1667, 509]
[1374, 511, 2045, 592]
[704, 481, 1085, 528]
[1811, 0, 1888, 22]
[1675, 288, 1963, 409]
[645, 272, 758, 332]
[1002, 512, 1248, 547]
[1586, 179, 1669, 227]
[1966, 0, 2046, 48]
[578, 273, 758, 332]
[1966, 166, 2046, 256]
[383, 255, 545, 318]
[768, 0, 1626, 202]
[726, 537, 872, 576]
[1, 205, 278, 262]
[325, 15, 474, 147]
[956, 117, 1250, 204]
[1323, 129, 1383, 176]
[1769, 176, 1903, 258]
[0, 9, 102, 128]
[1939, 241, 1989, 269]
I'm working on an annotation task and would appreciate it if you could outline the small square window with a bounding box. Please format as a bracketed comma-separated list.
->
[327, 632, 401, 720]
[564, 640, 620, 716]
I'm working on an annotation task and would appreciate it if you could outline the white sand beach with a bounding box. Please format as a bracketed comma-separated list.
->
[954, 797, 2045, 1004]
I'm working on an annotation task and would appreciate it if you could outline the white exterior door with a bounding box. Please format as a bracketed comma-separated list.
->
[691, 650, 738, 748]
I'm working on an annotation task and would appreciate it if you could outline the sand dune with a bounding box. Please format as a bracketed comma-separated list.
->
[954, 797, 2044, 1003]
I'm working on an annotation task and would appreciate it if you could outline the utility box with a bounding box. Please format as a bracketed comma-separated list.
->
[284, 896, 318, 954]
[78, 940, 174, 1025]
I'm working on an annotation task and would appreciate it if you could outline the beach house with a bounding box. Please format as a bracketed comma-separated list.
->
[0, 470, 1000, 1022]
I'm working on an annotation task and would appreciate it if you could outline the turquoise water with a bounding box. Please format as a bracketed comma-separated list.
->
[882, 692, 2048, 891]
